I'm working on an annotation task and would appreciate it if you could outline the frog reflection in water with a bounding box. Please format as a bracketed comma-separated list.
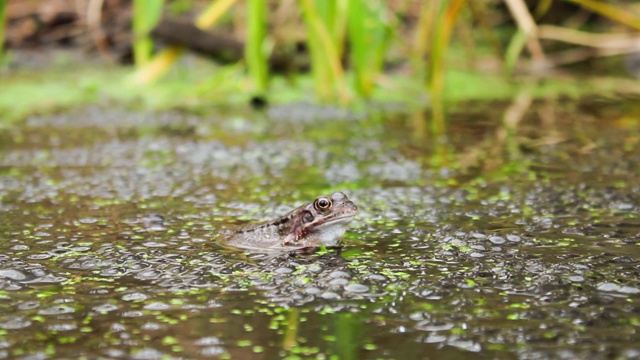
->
[226, 192, 358, 251]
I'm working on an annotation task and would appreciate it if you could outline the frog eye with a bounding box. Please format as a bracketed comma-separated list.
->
[314, 197, 332, 211]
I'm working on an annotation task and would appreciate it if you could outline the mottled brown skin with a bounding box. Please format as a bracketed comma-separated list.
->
[225, 192, 358, 251]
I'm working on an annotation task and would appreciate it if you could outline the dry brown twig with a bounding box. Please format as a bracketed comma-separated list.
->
[538, 25, 640, 50]
[537, 25, 640, 67]
[503, 0, 547, 69]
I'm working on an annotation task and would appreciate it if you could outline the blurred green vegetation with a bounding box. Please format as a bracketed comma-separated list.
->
[0, 0, 6, 57]
[1, 0, 640, 124]
[246, 0, 268, 94]
[2, 50, 634, 128]
[132, 0, 166, 65]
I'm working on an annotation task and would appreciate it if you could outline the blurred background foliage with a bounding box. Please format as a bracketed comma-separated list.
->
[1, 0, 640, 121]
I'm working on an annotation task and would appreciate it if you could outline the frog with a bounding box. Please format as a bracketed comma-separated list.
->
[225, 192, 358, 251]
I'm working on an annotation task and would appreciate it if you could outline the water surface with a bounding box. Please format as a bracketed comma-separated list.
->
[1, 99, 640, 359]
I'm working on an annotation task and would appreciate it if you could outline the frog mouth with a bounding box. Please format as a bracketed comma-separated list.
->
[322, 214, 355, 225]
[315, 207, 358, 227]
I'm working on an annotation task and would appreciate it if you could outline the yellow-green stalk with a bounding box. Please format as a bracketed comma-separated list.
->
[300, 0, 348, 102]
[246, 0, 269, 95]
[347, 0, 392, 97]
[132, 0, 165, 66]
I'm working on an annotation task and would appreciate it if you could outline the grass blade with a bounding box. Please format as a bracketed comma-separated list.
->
[428, 0, 466, 96]
[504, 29, 527, 73]
[412, 1, 440, 82]
[130, 46, 184, 84]
[568, 0, 640, 30]
[132, 0, 166, 66]
[246, 0, 268, 95]
[315, 0, 348, 59]
[300, 0, 348, 102]
[131, 0, 238, 84]
[503, 0, 545, 66]
[196, 0, 239, 28]
[348, 0, 392, 97]
[428, 0, 466, 132]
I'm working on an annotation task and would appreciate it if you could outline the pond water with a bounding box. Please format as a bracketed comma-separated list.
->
[1, 97, 640, 359]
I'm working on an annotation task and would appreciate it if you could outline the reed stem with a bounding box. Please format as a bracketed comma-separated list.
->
[246, 0, 268, 94]
[132, 0, 165, 66]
